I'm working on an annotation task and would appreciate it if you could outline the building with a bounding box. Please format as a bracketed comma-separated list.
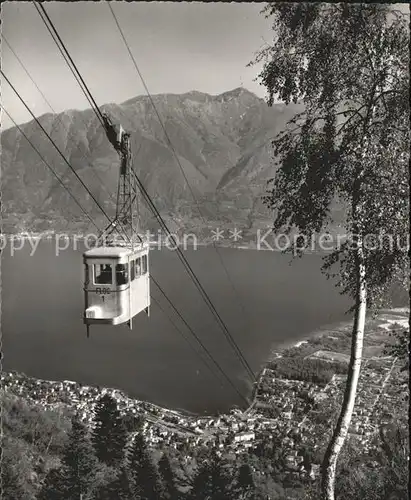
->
[234, 431, 255, 443]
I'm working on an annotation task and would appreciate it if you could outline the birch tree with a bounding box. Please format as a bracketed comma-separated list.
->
[250, 4, 409, 499]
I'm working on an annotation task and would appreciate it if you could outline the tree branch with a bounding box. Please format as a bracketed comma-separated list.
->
[336, 105, 368, 136]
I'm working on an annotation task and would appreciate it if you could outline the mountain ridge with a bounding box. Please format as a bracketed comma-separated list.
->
[1, 88, 305, 236]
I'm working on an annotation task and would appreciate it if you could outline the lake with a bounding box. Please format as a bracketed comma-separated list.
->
[2, 239, 356, 414]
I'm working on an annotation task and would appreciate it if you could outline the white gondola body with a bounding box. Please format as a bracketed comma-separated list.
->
[83, 243, 150, 326]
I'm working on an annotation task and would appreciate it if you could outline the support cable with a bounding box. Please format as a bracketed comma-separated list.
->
[151, 294, 225, 388]
[107, 2, 255, 382]
[1, 106, 100, 232]
[1, 70, 114, 229]
[1, 33, 118, 209]
[151, 276, 248, 405]
[33, 1, 106, 129]
[132, 166, 256, 383]
[25, 4, 255, 392]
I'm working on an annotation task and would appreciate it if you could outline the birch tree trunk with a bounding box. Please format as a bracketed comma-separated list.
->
[320, 234, 367, 500]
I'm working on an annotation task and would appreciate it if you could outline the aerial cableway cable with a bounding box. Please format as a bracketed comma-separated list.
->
[2, 77, 249, 406]
[1, 71, 116, 231]
[150, 295, 225, 388]
[32, 0, 136, 230]
[2, 34, 56, 118]
[33, 1, 106, 129]
[4, 98, 246, 405]
[129, 165, 257, 385]
[107, 2, 256, 383]
[151, 277, 248, 404]
[30, 4, 254, 393]
[2, 70, 131, 247]
[35, 1, 256, 387]
[1, 34, 118, 210]
[2, 106, 100, 232]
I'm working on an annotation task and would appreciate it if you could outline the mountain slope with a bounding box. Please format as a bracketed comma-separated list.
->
[1, 88, 303, 235]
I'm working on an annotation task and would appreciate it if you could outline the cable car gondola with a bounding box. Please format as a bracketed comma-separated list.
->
[83, 243, 150, 329]
[83, 113, 150, 336]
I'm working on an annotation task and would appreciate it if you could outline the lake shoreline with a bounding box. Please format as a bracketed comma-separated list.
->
[3, 306, 408, 419]
[3, 232, 329, 255]
[4, 237, 407, 416]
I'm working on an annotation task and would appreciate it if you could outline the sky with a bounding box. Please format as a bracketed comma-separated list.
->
[1, 2, 274, 129]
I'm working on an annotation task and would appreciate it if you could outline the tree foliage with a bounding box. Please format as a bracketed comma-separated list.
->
[1, 391, 70, 456]
[39, 415, 98, 499]
[189, 448, 231, 500]
[91, 465, 131, 500]
[37, 467, 66, 500]
[252, 3, 409, 309]
[92, 393, 128, 467]
[333, 423, 410, 500]
[384, 328, 410, 372]
[232, 462, 259, 499]
[268, 356, 348, 385]
[0, 435, 30, 500]
[251, 4, 409, 499]
[158, 451, 179, 500]
[127, 433, 163, 500]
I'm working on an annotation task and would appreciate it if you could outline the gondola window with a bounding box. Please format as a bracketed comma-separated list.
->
[94, 264, 113, 285]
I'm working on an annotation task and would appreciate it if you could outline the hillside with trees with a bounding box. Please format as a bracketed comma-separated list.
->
[1, 351, 408, 500]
